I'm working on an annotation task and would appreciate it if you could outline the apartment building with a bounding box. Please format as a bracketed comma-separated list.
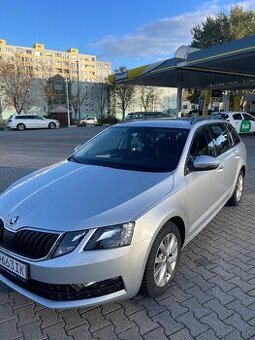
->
[0, 39, 112, 82]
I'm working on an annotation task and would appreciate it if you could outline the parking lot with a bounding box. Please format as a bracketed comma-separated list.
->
[0, 127, 255, 340]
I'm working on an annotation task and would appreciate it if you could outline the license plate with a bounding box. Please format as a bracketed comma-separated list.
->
[0, 251, 28, 280]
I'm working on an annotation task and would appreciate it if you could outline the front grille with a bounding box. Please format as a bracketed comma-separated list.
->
[0, 219, 59, 259]
[0, 268, 124, 301]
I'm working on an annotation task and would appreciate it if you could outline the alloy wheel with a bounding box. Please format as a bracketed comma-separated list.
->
[154, 233, 178, 287]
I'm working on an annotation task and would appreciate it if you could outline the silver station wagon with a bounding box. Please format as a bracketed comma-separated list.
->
[0, 118, 246, 308]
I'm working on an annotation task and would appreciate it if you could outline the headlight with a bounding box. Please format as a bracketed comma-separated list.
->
[84, 222, 135, 250]
[52, 230, 87, 258]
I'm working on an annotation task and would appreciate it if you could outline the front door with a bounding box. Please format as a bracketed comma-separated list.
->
[231, 113, 242, 133]
[184, 126, 223, 234]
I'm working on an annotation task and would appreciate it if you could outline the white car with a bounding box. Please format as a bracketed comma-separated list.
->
[80, 117, 98, 126]
[214, 111, 255, 134]
[7, 115, 60, 131]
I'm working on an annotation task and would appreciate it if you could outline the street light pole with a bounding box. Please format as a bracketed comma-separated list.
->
[65, 77, 71, 127]
[76, 59, 81, 123]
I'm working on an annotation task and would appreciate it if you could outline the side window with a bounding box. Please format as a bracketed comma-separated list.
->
[189, 127, 215, 160]
[222, 114, 229, 120]
[233, 113, 242, 120]
[243, 113, 255, 121]
[226, 124, 240, 146]
[209, 124, 232, 156]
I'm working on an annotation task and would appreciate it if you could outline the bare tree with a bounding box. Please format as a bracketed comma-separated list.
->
[114, 66, 135, 120]
[68, 81, 87, 122]
[44, 74, 88, 123]
[93, 83, 109, 122]
[139, 86, 153, 111]
[137, 86, 160, 112]
[0, 87, 8, 120]
[0, 56, 35, 114]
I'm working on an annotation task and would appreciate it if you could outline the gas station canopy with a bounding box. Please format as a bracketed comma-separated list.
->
[109, 35, 255, 90]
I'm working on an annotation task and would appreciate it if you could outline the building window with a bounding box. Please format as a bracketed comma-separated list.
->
[35, 51, 42, 56]
[55, 84, 62, 90]
[46, 52, 53, 57]
[6, 47, 13, 52]
[56, 52, 62, 57]
[23, 57, 32, 62]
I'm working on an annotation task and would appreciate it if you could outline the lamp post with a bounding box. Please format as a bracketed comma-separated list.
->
[0, 86, 3, 121]
[65, 77, 71, 127]
[76, 59, 81, 123]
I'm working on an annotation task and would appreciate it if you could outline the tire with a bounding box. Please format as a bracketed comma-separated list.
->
[140, 222, 182, 297]
[49, 122, 56, 129]
[227, 170, 244, 206]
[17, 123, 25, 131]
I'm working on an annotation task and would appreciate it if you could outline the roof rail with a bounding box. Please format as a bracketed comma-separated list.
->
[190, 114, 224, 125]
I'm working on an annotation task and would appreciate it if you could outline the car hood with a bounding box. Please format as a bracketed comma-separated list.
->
[0, 161, 173, 232]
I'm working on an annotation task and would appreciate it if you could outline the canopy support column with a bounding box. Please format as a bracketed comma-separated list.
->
[176, 83, 183, 118]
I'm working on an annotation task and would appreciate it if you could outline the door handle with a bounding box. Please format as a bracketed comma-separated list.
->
[235, 154, 241, 159]
[217, 165, 224, 172]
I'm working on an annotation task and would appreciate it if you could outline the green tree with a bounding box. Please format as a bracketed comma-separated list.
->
[189, 6, 255, 103]
[191, 6, 255, 48]
[190, 12, 231, 48]
[230, 6, 255, 39]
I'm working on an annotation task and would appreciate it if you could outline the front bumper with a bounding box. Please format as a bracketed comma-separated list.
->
[0, 238, 151, 308]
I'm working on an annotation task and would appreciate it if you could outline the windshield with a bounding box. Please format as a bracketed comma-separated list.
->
[70, 126, 189, 172]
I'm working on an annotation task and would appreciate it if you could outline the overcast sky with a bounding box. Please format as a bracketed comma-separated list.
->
[1, 0, 255, 69]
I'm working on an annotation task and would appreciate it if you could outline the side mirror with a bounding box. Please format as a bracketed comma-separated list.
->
[74, 145, 82, 153]
[193, 155, 219, 171]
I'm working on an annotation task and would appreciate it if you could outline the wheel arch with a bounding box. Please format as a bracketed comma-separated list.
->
[17, 123, 26, 130]
[168, 216, 186, 247]
[48, 121, 56, 128]
[241, 165, 246, 176]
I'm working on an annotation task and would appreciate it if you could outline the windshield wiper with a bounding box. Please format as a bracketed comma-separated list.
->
[68, 155, 82, 164]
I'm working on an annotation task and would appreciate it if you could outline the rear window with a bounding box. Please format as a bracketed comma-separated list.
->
[226, 124, 240, 146]
[233, 113, 242, 120]
[209, 124, 232, 156]
[243, 113, 255, 121]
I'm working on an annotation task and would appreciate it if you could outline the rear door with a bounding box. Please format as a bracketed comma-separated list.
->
[23, 115, 34, 128]
[231, 113, 243, 133]
[208, 123, 236, 199]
